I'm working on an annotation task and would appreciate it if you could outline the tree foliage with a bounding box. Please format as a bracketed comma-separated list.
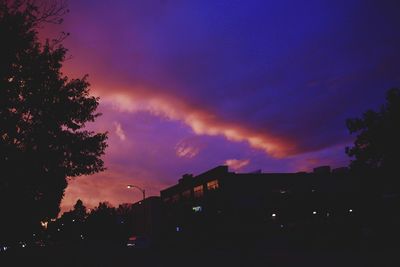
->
[346, 89, 400, 184]
[47, 201, 134, 244]
[0, 0, 107, 241]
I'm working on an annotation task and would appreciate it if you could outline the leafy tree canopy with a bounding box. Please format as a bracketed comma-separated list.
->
[0, 0, 107, 241]
[346, 89, 400, 186]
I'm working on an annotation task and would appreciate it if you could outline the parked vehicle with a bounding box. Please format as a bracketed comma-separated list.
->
[126, 235, 151, 248]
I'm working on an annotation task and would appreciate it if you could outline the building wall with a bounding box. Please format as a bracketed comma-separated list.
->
[159, 165, 361, 240]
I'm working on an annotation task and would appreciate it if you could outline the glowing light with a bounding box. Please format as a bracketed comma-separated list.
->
[192, 206, 202, 212]
[349, 209, 353, 213]
[272, 213, 277, 217]
[313, 211, 317, 215]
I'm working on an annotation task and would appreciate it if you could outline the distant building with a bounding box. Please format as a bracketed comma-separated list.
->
[313, 165, 331, 174]
[160, 165, 361, 238]
[332, 167, 349, 174]
[130, 196, 162, 238]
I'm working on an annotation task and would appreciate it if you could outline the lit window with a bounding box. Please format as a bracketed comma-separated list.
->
[207, 180, 219, 190]
[194, 185, 204, 198]
[182, 189, 191, 199]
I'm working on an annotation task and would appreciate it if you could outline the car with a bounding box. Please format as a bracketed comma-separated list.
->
[126, 235, 151, 248]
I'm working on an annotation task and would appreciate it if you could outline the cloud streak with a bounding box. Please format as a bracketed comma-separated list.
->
[113, 121, 126, 141]
[225, 159, 250, 171]
[101, 90, 294, 157]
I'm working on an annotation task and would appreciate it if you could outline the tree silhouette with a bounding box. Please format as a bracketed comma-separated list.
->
[85, 202, 119, 242]
[72, 199, 87, 223]
[47, 199, 88, 243]
[0, 1, 107, 242]
[116, 203, 135, 240]
[346, 89, 400, 190]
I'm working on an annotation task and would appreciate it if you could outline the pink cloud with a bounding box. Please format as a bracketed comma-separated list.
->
[225, 159, 250, 171]
[113, 121, 127, 141]
[95, 89, 297, 157]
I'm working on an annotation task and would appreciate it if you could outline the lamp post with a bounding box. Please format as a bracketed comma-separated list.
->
[126, 185, 146, 234]
[127, 185, 145, 202]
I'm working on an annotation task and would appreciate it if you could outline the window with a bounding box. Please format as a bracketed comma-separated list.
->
[182, 189, 191, 199]
[163, 197, 170, 203]
[194, 185, 204, 198]
[207, 180, 219, 191]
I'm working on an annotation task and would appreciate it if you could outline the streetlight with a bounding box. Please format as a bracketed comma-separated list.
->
[126, 184, 146, 234]
[126, 185, 146, 201]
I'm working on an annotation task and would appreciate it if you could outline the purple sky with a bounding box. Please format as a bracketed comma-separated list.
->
[46, 0, 400, 212]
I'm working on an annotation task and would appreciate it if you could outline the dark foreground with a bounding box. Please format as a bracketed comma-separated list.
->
[1, 241, 400, 267]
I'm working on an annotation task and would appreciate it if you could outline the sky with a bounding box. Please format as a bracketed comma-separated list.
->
[42, 0, 400, 212]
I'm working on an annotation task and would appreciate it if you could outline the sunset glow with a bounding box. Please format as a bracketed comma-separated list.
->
[48, 0, 400, 212]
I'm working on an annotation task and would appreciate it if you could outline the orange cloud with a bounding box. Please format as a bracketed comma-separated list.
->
[97, 88, 296, 157]
[225, 159, 250, 171]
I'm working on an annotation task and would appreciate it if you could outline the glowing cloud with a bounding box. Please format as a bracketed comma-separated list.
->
[99, 90, 295, 157]
[175, 140, 200, 159]
[113, 121, 126, 141]
[225, 159, 250, 171]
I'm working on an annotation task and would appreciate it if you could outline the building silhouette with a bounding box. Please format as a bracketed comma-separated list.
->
[159, 165, 362, 245]
[130, 196, 162, 238]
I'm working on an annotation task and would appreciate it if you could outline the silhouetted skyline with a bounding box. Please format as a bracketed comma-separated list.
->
[37, 0, 400, 212]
